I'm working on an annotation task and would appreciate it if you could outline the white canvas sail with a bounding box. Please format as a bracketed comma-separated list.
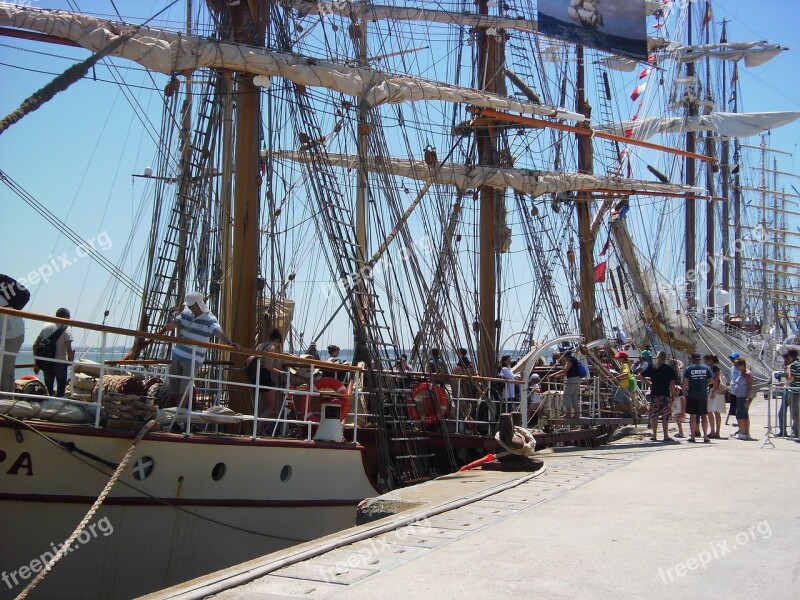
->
[292, 1, 670, 55]
[290, 0, 537, 33]
[594, 111, 800, 140]
[674, 42, 788, 68]
[273, 151, 704, 198]
[597, 41, 787, 71]
[0, 3, 583, 120]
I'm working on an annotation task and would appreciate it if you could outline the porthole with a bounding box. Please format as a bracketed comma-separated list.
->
[132, 456, 154, 481]
[212, 462, 226, 481]
[280, 465, 292, 482]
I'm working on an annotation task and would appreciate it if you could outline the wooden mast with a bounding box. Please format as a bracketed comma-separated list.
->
[703, 19, 715, 316]
[226, 1, 267, 412]
[575, 45, 598, 341]
[719, 20, 731, 315]
[475, 0, 501, 377]
[684, 6, 697, 310]
[352, 4, 371, 367]
[732, 137, 743, 315]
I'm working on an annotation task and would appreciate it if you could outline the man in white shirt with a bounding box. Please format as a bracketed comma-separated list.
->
[0, 295, 25, 394]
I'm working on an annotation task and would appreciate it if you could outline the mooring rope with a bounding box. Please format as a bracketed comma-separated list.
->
[14, 419, 155, 600]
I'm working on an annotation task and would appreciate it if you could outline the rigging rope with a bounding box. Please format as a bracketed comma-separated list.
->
[0, 28, 137, 135]
[0, 170, 142, 295]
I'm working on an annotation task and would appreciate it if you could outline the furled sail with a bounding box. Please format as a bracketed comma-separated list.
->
[595, 111, 800, 140]
[290, 0, 537, 33]
[0, 3, 583, 120]
[291, 1, 667, 52]
[273, 151, 704, 198]
[597, 41, 787, 72]
[674, 42, 788, 68]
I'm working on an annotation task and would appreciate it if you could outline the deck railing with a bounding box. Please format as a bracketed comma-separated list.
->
[0, 307, 362, 441]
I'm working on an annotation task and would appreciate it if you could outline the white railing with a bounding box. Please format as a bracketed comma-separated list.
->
[0, 308, 361, 441]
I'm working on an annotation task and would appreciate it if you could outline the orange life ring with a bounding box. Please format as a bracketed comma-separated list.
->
[299, 377, 351, 423]
[408, 382, 449, 428]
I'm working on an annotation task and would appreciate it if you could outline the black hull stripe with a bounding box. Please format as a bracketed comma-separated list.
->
[0, 492, 361, 508]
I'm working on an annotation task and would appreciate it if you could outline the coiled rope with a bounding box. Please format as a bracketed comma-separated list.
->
[15, 419, 155, 600]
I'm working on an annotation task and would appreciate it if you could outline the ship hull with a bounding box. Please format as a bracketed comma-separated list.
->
[0, 421, 378, 599]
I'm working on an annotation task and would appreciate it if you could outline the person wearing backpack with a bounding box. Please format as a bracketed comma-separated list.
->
[32, 308, 74, 397]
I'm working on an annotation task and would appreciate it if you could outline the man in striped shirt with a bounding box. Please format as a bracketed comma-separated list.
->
[162, 292, 240, 408]
[786, 348, 800, 440]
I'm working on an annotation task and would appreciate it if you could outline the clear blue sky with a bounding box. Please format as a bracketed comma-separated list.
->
[1, 0, 798, 351]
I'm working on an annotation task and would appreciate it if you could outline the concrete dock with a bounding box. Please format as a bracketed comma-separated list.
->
[143, 398, 800, 600]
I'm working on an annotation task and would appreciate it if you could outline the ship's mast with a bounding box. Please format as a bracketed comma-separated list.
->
[759, 136, 769, 329]
[684, 5, 697, 310]
[476, 0, 503, 377]
[732, 135, 743, 314]
[225, 1, 268, 411]
[703, 18, 715, 316]
[719, 20, 731, 315]
[352, 3, 371, 366]
[575, 45, 599, 340]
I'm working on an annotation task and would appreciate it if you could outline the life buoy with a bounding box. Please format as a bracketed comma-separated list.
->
[408, 382, 449, 428]
[299, 377, 351, 423]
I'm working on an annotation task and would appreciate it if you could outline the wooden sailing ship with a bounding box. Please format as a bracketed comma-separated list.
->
[1, 0, 797, 596]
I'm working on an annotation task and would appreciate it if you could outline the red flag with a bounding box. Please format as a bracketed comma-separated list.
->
[639, 68, 651, 80]
[599, 237, 611, 256]
[630, 82, 647, 101]
[701, 1, 712, 29]
[594, 262, 608, 283]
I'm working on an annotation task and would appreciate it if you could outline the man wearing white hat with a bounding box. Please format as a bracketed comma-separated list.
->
[161, 291, 240, 408]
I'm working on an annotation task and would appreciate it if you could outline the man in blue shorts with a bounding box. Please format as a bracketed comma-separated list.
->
[681, 352, 713, 443]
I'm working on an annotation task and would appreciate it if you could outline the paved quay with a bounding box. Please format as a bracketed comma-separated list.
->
[143, 399, 800, 600]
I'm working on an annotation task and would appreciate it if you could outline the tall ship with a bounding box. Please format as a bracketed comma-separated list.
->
[1, 0, 798, 597]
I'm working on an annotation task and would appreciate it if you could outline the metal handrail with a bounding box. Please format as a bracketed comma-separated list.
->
[0, 310, 361, 441]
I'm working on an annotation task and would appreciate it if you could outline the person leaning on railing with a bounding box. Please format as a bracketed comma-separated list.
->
[544, 350, 582, 420]
[159, 292, 240, 409]
[32, 308, 75, 398]
[246, 328, 285, 431]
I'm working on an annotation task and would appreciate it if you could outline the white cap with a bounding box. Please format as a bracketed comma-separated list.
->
[185, 291, 208, 313]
